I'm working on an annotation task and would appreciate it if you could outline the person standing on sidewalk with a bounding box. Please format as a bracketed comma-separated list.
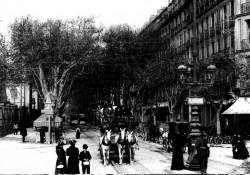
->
[79, 144, 92, 174]
[196, 131, 210, 174]
[13, 123, 18, 135]
[232, 133, 238, 159]
[76, 126, 80, 139]
[235, 133, 249, 159]
[66, 139, 80, 174]
[171, 132, 185, 170]
[55, 141, 66, 174]
[20, 122, 27, 143]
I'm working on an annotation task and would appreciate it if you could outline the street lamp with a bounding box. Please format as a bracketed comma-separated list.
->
[177, 61, 216, 169]
[176, 0, 217, 170]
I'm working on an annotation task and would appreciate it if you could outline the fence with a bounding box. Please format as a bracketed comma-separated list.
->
[0, 103, 35, 137]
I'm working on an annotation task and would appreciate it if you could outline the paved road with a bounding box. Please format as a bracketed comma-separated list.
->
[0, 124, 248, 174]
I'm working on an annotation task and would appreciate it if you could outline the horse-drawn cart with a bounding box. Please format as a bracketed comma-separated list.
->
[99, 104, 139, 165]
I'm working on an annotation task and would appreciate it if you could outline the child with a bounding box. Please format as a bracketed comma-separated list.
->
[79, 144, 92, 174]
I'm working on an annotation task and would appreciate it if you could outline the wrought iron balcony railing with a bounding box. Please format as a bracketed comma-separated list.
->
[210, 27, 215, 37]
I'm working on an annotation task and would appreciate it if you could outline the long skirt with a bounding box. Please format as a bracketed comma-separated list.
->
[171, 149, 185, 170]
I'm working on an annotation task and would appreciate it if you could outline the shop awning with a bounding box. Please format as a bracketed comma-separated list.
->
[222, 97, 250, 115]
[33, 114, 62, 127]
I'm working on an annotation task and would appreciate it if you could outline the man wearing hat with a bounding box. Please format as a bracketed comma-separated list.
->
[196, 131, 210, 174]
[79, 144, 92, 174]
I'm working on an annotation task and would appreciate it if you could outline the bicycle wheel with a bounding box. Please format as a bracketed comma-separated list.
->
[216, 136, 223, 144]
[158, 136, 163, 144]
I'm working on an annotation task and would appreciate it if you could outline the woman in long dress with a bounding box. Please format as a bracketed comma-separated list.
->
[55, 141, 66, 174]
[171, 132, 185, 170]
[66, 139, 80, 174]
[235, 134, 249, 159]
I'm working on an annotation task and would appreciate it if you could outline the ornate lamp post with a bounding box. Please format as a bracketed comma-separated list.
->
[43, 92, 57, 144]
[177, 0, 217, 169]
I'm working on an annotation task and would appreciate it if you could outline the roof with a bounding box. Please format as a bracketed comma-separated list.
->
[33, 114, 62, 127]
[222, 97, 250, 115]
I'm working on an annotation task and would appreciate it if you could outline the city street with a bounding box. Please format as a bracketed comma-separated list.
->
[0, 124, 249, 174]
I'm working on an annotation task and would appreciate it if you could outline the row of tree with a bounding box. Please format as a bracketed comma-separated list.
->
[0, 16, 246, 134]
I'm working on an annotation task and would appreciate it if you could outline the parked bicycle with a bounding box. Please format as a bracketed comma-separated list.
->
[207, 134, 233, 145]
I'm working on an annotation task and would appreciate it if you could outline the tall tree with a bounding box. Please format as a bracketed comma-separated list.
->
[9, 16, 102, 115]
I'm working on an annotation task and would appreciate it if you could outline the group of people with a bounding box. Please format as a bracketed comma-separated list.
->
[170, 131, 210, 174]
[13, 122, 28, 143]
[232, 132, 249, 159]
[55, 139, 92, 174]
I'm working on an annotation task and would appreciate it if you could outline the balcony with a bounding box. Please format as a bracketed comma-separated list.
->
[241, 39, 250, 50]
[241, 3, 250, 14]
[216, 24, 221, 34]
[229, 17, 235, 28]
[210, 27, 215, 37]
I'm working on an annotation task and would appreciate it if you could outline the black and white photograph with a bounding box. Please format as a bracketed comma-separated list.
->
[1, 0, 250, 174]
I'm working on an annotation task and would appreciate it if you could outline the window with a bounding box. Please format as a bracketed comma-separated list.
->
[201, 46, 204, 60]
[207, 44, 209, 57]
[218, 39, 221, 51]
[224, 36, 228, 48]
[212, 42, 215, 54]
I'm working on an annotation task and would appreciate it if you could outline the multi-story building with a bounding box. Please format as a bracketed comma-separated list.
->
[142, 0, 250, 137]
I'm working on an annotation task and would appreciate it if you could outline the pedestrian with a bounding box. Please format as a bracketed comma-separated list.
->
[39, 127, 45, 143]
[196, 131, 210, 174]
[13, 123, 18, 135]
[162, 130, 169, 151]
[66, 139, 80, 174]
[55, 140, 66, 174]
[20, 123, 27, 143]
[79, 144, 92, 174]
[232, 133, 238, 159]
[171, 132, 185, 170]
[76, 126, 80, 139]
[234, 133, 249, 159]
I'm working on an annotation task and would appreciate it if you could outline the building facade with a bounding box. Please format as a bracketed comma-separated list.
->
[142, 0, 250, 136]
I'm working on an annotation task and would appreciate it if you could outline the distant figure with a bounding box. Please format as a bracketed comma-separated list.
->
[76, 126, 81, 139]
[171, 132, 185, 170]
[232, 133, 238, 159]
[40, 127, 45, 144]
[196, 131, 210, 174]
[79, 144, 92, 174]
[20, 123, 27, 143]
[55, 141, 66, 174]
[13, 123, 18, 135]
[66, 139, 80, 174]
[234, 133, 249, 159]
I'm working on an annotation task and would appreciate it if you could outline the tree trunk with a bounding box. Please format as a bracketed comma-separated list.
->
[169, 112, 174, 122]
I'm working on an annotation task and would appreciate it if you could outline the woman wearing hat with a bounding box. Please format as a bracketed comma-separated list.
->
[79, 144, 92, 174]
[66, 139, 80, 174]
[55, 141, 66, 174]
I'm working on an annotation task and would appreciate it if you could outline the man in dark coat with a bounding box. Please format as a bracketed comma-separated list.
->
[55, 141, 66, 174]
[79, 144, 92, 174]
[20, 123, 27, 143]
[196, 131, 209, 174]
[171, 132, 185, 170]
[66, 139, 80, 174]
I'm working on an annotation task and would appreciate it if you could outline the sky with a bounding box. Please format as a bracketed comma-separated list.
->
[0, 0, 169, 36]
